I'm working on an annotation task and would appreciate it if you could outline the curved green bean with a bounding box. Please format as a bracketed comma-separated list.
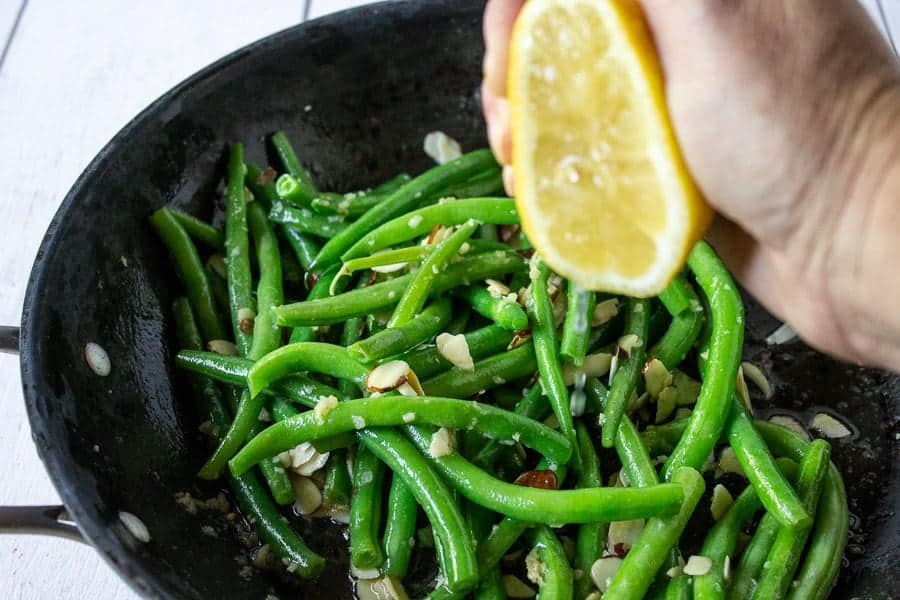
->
[349, 444, 386, 569]
[383, 474, 419, 577]
[454, 284, 528, 331]
[753, 439, 831, 600]
[648, 275, 704, 369]
[149, 207, 227, 342]
[229, 395, 572, 475]
[246, 201, 284, 360]
[662, 241, 744, 480]
[527, 526, 574, 600]
[405, 426, 683, 524]
[350, 298, 452, 362]
[574, 422, 607, 600]
[472, 384, 549, 469]
[247, 342, 369, 399]
[602, 297, 651, 448]
[389, 220, 478, 326]
[275, 250, 526, 327]
[271, 131, 318, 203]
[560, 283, 595, 367]
[313, 149, 498, 268]
[527, 261, 577, 461]
[322, 449, 352, 508]
[358, 427, 478, 593]
[603, 467, 705, 600]
[403, 324, 515, 379]
[342, 197, 518, 261]
[422, 342, 536, 398]
[170, 208, 224, 249]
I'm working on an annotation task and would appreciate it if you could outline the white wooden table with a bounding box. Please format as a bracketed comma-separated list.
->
[0, 1, 896, 598]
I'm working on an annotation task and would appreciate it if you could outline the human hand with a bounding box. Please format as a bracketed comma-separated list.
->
[483, 0, 900, 370]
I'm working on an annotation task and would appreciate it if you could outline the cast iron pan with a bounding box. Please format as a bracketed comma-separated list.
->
[0, 1, 897, 598]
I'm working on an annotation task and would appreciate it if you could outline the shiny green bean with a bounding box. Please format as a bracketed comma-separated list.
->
[349, 298, 452, 362]
[574, 422, 607, 600]
[247, 342, 369, 399]
[527, 526, 574, 600]
[349, 444, 386, 569]
[454, 284, 528, 331]
[269, 201, 348, 238]
[403, 324, 515, 379]
[560, 283, 595, 367]
[382, 474, 419, 578]
[422, 342, 536, 398]
[170, 208, 224, 249]
[602, 297, 650, 448]
[271, 131, 318, 203]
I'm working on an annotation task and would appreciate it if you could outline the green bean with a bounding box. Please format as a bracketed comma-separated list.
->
[171, 298, 230, 439]
[445, 304, 472, 335]
[453, 284, 528, 331]
[440, 169, 504, 199]
[275, 250, 526, 326]
[205, 262, 230, 317]
[269, 201, 348, 239]
[404, 324, 515, 379]
[585, 378, 659, 488]
[663, 241, 743, 480]
[247, 342, 369, 399]
[372, 173, 413, 195]
[289, 264, 342, 344]
[310, 174, 413, 216]
[389, 221, 478, 327]
[383, 474, 419, 577]
[229, 395, 572, 475]
[473, 570, 505, 600]
[730, 511, 781, 599]
[693, 458, 799, 600]
[172, 295, 324, 577]
[648, 275, 704, 369]
[349, 444, 386, 569]
[527, 260, 577, 461]
[343, 197, 517, 261]
[477, 516, 533, 572]
[276, 174, 319, 206]
[753, 439, 831, 600]
[601, 297, 650, 448]
[727, 398, 810, 530]
[246, 201, 284, 360]
[665, 576, 691, 600]
[170, 208, 224, 249]
[271, 131, 318, 202]
[340, 246, 430, 277]
[223, 142, 254, 355]
[574, 422, 607, 600]
[322, 449, 352, 508]
[657, 273, 695, 316]
[349, 298, 452, 362]
[175, 351, 342, 408]
[639, 418, 689, 457]
[527, 526, 574, 600]
[405, 426, 683, 524]
[359, 427, 478, 593]
[472, 384, 549, 469]
[603, 467, 705, 600]
[198, 197, 287, 480]
[148, 207, 227, 341]
[313, 149, 498, 268]
[422, 342, 536, 398]
[561, 283, 595, 367]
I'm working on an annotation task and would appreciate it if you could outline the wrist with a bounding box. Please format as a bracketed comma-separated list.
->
[824, 77, 900, 369]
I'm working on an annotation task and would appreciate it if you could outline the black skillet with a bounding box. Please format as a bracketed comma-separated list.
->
[0, 1, 896, 598]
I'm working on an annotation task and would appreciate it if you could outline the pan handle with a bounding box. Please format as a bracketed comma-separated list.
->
[0, 327, 84, 542]
[0, 505, 85, 542]
[0, 326, 19, 354]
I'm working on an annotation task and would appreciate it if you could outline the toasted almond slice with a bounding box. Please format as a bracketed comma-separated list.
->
[436, 333, 475, 371]
[366, 360, 411, 392]
[684, 555, 713, 576]
[291, 476, 322, 515]
[711, 484, 734, 521]
[591, 556, 623, 593]
[809, 413, 852, 439]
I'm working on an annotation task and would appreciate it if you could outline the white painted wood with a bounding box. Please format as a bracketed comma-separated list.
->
[307, 0, 383, 20]
[0, 2, 299, 598]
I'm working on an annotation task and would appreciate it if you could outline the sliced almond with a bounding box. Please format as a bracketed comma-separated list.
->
[207, 339, 239, 356]
[563, 352, 612, 385]
[683, 555, 712, 576]
[809, 413, 852, 439]
[607, 519, 644, 556]
[590, 556, 623, 593]
[766, 322, 797, 345]
[291, 476, 322, 515]
[423, 131, 462, 164]
[350, 564, 381, 580]
[592, 298, 619, 326]
[617, 334, 642, 358]
[238, 307, 256, 334]
[716, 447, 746, 479]
[295, 451, 330, 477]
[357, 576, 409, 600]
[428, 427, 453, 457]
[436, 333, 475, 371]
[741, 362, 772, 399]
[314, 395, 339, 423]
[768, 415, 809, 440]
[486, 278, 511, 298]
[643, 358, 673, 398]
[672, 371, 701, 406]
[525, 547, 544, 585]
[710, 484, 734, 521]
[655, 387, 678, 424]
[366, 360, 411, 392]
[735, 366, 752, 412]
[508, 328, 532, 349]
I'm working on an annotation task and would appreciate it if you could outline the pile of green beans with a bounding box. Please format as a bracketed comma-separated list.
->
[153, 131, 849, 599]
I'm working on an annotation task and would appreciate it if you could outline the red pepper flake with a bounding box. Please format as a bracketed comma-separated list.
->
[612, 543, 629, 558]
[513, 469, 557, 490]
